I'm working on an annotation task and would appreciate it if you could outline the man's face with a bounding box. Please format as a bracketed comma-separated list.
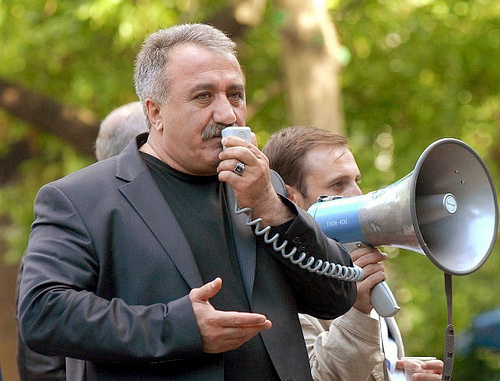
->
[147, 43, 247, 175]
[288, 144, 362, 210]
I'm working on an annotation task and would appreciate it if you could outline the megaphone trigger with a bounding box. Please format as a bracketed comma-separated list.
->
[371, 281, 401, 318]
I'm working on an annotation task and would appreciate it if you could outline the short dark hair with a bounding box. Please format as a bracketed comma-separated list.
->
[263, 126, 348, 197]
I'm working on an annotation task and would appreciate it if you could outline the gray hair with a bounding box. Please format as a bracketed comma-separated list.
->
[134, 23, 238, 119]
[95, 101, 147, 161]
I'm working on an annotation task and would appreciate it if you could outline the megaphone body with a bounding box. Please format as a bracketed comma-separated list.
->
[308, 138, 498, 316]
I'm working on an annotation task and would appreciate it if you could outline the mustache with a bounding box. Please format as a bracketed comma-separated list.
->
[201, 123, 235, 141]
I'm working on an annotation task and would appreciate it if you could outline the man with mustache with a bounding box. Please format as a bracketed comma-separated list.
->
[18, 24, 356, 380]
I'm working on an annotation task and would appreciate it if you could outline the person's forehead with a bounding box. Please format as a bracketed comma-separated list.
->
[304, 144, 354, 167]
[167, 43, 243, 78]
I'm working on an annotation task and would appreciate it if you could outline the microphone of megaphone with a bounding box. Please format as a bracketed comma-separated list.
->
[308, 138, 498, 315]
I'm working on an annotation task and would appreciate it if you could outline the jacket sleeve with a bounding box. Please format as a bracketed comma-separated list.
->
[18, 184, 204, 363]
[257, 196, 357, 319]
[300, 309, 384, 381]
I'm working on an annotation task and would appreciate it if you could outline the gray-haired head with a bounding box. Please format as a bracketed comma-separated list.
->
[95, 101, 147, 161]
[134, 23, 238, 128]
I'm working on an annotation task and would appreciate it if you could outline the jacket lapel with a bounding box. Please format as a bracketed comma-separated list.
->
[225, 170, 288, 304]
[116, 135, 203, 289]
[226, 185, 256, 304]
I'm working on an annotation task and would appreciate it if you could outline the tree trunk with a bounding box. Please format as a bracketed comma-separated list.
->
[275, 0, 345, 133]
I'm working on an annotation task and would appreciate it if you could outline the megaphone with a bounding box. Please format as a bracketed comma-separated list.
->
[308, 138, 499, 315]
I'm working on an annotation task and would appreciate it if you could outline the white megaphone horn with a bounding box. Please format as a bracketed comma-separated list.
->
[308, 138, 499, 317]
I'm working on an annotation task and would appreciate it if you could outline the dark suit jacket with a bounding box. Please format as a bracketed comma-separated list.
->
[15, 263, 66, 381]
[18, 134, 356, 380]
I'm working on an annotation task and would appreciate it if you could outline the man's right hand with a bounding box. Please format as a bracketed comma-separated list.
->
[350, 246, 387, 314]
[189, 277, 272, 353]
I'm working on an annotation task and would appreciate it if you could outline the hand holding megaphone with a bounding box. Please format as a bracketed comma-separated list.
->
[343, 242, 401, 317]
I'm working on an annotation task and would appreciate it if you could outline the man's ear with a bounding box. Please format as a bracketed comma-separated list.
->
[285, 184, 301, 204]
[145, 99, 162, 132]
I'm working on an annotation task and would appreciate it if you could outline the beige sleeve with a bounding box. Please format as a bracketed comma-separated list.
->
[300, 308, 385, 381]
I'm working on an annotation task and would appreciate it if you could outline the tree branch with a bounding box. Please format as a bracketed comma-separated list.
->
[0, 78, 99, 158]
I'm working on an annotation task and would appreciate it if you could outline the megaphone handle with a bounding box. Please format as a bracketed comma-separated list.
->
[371, 281, 401, 318]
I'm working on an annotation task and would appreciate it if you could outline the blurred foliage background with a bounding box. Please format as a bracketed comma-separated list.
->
[1, 0, 499, 378]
